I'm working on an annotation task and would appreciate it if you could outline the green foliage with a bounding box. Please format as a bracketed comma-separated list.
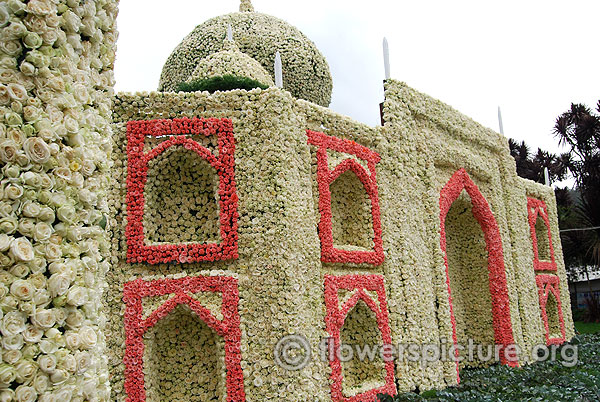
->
[378, 334, 600, 401]
[176, 75, 269, 93]
[575, 321, 600, 334]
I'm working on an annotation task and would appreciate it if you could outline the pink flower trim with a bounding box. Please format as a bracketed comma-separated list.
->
[526, 198, 557, 271]
[126, 117, 239, 264]
[323, 275, 396, 401]
[123, 275, 245, 402]
[535, 275, 566, 345]
[439, 169, 518, 382]
[306, 130, 384, 265]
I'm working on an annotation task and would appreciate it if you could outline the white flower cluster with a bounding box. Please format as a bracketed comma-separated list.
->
[144, 146, 220, 244]
[187, 40, 275, 88]
[0, 0, 117, 400]
[159, 10, 332, 107]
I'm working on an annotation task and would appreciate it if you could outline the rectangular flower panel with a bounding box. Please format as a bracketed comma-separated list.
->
[323, 274, 396, 401]
[535, 274, 566, 345]
[527, 198, 557, 271]
[123, 275, 245, 402]
[126, 117, 238, 264]
[307, 130, 384, 265]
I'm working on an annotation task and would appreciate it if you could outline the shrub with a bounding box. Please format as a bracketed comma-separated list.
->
[176, 75, 269, 93]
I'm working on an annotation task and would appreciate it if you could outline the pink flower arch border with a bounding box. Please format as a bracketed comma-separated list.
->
[126, 117, 239, 264]
[534, 274, 566, 345]
[122, 275, 245, 402]
[526, 197, 557, 271]
[307, 130, 384, 265]
[323, 274, 396, 401]
[439, 168, 518, 381]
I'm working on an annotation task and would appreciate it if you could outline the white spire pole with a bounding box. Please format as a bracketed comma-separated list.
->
[544, 167, 551, 186]
[227, 24, 233, 41]
[497, 106, 504, 135]
[274, 51, 283, 88]
[383, 37, 391, 80]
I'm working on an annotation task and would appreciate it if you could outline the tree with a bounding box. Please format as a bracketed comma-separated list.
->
[554, 101, 600, 322]
[508, 139, 568, 184]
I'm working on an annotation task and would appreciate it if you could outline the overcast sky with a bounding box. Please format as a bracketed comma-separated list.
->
[114, 0, 599, 162]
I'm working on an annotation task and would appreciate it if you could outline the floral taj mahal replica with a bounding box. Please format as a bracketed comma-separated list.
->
[0, 0, 574, 401]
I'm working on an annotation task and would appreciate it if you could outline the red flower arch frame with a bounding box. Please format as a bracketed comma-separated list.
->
[534, 274, 566, 345]
[122, 275, 245, 402]
[126, 117, 239, 264]
[439, 169, 518, 381]
[307, 130, 384, 265]
[324, 274, 396, 402]
[526, 198, 557, 271]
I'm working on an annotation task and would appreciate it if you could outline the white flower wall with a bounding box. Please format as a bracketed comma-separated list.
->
[0, 0, 117, 401]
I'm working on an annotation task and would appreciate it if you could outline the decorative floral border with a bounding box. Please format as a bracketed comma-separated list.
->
[439, 169, 518, 380]
[122, 275, 245, 402]
[323, 274, 396, 401]
[126, 117, 239, 264]
[526, 198, 557, 271]
[307, 130, 384, 265]
[535, 275, 566, 345]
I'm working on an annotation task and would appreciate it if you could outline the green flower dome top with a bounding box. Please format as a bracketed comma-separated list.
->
[187, 39, 274, 87]
[159, 0, 333, 107]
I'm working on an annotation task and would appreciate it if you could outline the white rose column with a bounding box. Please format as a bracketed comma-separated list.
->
[0, 1, 118, 401]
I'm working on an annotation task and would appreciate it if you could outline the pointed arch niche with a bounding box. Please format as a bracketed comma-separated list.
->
[324, 275, 396, 402]
[439, 169, 517, 378]
[123, 276, 245, 402]
[535, 275, 566, 345]
[125, 118, 238, 264]
[526, 198, 557, 271]
[307, 130, 383, 265]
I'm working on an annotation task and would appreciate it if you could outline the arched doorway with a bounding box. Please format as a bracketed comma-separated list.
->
[439, 169, 517, 379]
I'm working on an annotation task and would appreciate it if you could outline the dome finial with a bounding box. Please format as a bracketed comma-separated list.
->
[239, 0, 254, 12]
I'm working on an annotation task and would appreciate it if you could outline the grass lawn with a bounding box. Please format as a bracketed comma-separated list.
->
[575, 321, 600, 334]
[379, 333, 600, 401]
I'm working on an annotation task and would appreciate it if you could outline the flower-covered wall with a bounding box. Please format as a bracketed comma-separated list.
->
[0, 0, 118, 401]
[107, 82, 574, 401]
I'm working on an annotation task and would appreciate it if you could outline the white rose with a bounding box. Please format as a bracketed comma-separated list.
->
[26, 0, 53, 16]
[14, 360, 36, 384]
[56, 205, 75, 223]
[10, 279, 34, 300]
[9, 237, 34, 262]
[33, 373, 49, 394]
[0, 140, 17, 163]
[37, 354, 56, 374]
[21, 172, 40, 188]
[0, 234, 12, 251]
[44, 243, 61, 261]
[14, 385, 36, 402]
[47, 274, 70, 297]
[33, 222, 52, 242]
[65, 310, 83, 328]
[51, 387, 72, 401]
[0, 364, 16, 387]
[5, 183, 24, 200]
[38, 393, 55, 402]
[31, 310, 55, 330]
[23, 137, 50, 164]
[75, 350, 92, 373]
[22, 326, 43, 343]
[49, 368, 68, 385]
[2, 334, 24, 350]
[66, 286, 87, 307]
[2, 349, 20, 364]
[78, 326, 96, 349]
[38, 340, 57, 355]
[0, 217, 18, 235]
[38, 207, 54, 223]
[0, 390, 15, 402]
[17, 218, 35, 237]
[20, 201, 40, 218]
[1, 311, 26, 336]
[64, 331, 79, 349]
[6, 83, 28, 103]
[9, 263, 28, 278]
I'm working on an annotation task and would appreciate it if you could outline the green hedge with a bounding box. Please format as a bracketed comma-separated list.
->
[176, 75, 269, 93]
[378, 334, 600, 401]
